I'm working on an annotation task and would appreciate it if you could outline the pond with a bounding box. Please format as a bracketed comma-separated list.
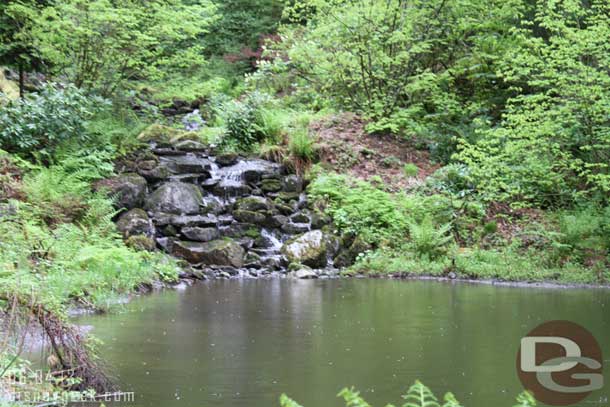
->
[76, 279, 610, 407]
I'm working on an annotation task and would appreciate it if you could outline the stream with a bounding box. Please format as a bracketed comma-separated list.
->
[73, 279, 610, 407]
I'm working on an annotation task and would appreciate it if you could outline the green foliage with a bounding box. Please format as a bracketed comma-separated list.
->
[288, 130, 314, 161]
[279, 394, 304, 407]
[456, 0, 610, 206]
[0, 1, 50, 96]
[403, 163, 419, 178]
[206, 0, 285, 57]
[280, 381, 536, 407]
[266, 0, 522, 158]
[338, 387, 372, 407]
[0, 83, 108, 156]
[309, 174, 409, 245]
[0, 152, 179, 311]
[513, 391, 537, 407]
[407, 217, 454, 260]
[30, 0, 218, 94]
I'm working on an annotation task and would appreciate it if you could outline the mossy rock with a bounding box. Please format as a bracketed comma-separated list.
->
[126, 235, 156, 252]
[137, 124, 200, 145]
[233, 210, 267, 225]
[235, 196, 271, 212]
[261, 178, 282, 193]
[281, 230, 328, 268]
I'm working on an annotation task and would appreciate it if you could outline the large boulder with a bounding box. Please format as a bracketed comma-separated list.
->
[94, 173, 147, 210]
[281, 230, 328, 268]
[171, 239, 245, 267]
[144, 182, 203, 215]
[116, 208, 154, 238]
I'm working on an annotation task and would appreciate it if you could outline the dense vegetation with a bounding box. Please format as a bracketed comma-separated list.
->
[0, 0, 609, 403]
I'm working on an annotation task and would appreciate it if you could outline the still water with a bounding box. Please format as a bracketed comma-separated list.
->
[77, 279, 610, 407]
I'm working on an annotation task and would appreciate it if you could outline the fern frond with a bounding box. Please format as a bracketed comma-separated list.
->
[401, 380, 441, 407]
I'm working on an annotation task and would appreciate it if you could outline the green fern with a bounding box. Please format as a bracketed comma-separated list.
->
[280, 394, 304, 407]
[407, 217, 454, 259]
[441, 393, 463, 407]
[401, 380, 441, 407]
[338, 387, 372, 407]
[513, 391, 536, 407]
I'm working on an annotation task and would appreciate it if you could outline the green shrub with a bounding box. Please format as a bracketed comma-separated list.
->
[309, 174, 409, 244]
[403, 163, 419, 177]
[407, 216, 454, 260]
[0, 84, 108, 156]
[289, 130, 314, 161]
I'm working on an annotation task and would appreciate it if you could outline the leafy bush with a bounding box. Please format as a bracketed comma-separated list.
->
[456, 0, 610, 206]
[219, 91, 276, 149]
[30, 0, 218, 94]
[407, 216, 454, 260]
[309, 174, 409, 244]
[0, 84, 108, 156]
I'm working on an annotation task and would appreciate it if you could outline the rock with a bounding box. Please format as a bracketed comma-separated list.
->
[333, 236, 371, 268]
[275, 202, 296, 216]
[245, 252, 261, 266]
[152, 213, 218, 228]
[171, 239, 245, 267]
[276, 191, 301, 202]
[311, 211, 332, 229]
[291, 212, 311, 224]
[155, 237, 177, 252]
[168, 173, 209, 184]
[281, 230, 328, 268]
[281, 223, 310, 235]
[94, 173, 147, 210]
[212, 182, 252, 199]
[233, 210, 267, 225]
[235, 237, 255, 250]
[291, 266, 318, 279]
[282, 175, 303, 193]
[219, 223, 260, 239]
[125, 235, 156, 252]
[163, 155, 212, 174]
[144, 182, 203, 215]
[201, 197, 222, 214]
[138, 124, 197, 144]
[181, 227, 219, 242]
[116, 208, 154, 238]
[174, 140, 207, 152]
[215, 153, 239, 167]
[235, 196, 270, 212]
[261, 178, 282, 193]
[161, 225, 179, 237]
[138, 163, 171, 182]
[263, 214, 288, 229]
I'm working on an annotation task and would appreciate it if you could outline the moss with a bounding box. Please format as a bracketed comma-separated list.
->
[125, 235, 156, 252]
[137, 124, 201, 144]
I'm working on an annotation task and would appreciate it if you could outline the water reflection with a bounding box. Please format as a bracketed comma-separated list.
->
[77, 280, 610, 407]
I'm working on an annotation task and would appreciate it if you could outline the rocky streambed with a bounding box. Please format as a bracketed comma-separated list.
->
[94, 135, 362, 280]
